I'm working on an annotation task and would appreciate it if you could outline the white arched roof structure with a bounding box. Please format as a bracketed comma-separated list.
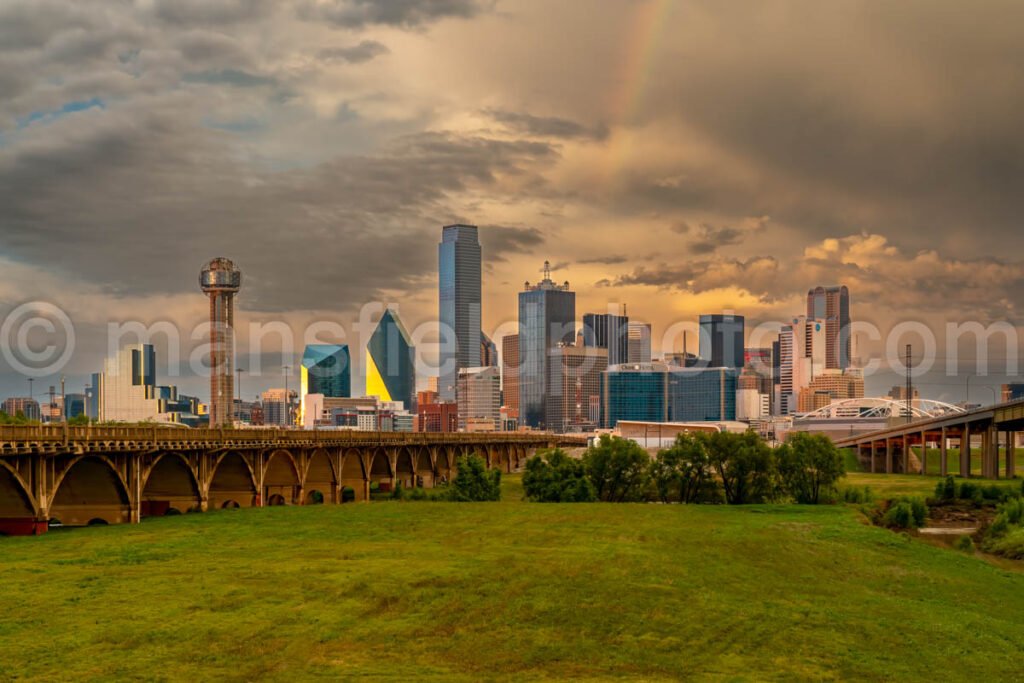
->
[800, 397, 965, 420]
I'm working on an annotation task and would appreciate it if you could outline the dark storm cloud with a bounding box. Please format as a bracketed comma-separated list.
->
[318, 40, 390, 64]
[479, 225, 545, 262]
[579, 255, 628, 265]
[484, 109, 608, 140]
[0, 103, 556, 312]
[297, 0, 493, 29]
[150, 0, 278, 26]
[627, 0, 1024, 250]
[183, 69, 277, 88]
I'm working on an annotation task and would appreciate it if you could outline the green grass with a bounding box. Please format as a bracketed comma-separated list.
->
[2, 477, 1024, 681]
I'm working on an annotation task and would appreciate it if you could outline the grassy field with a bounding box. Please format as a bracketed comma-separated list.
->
[2, 476, 1024, 681]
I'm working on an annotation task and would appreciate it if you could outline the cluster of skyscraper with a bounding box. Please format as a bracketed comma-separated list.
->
[424, 224, 864, 436]
[0, 232, 861, 435]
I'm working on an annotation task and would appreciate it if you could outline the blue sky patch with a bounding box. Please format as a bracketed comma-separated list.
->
[17, 98, 106, 129]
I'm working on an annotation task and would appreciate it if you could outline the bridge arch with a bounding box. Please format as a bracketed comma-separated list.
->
[49, 456, 131, 527]
[208, 452, 257, 509]
[340, 448, 367, 502]
[141, 453, 202, 517]
[264, 450, 300, 506]
[435, 448, 454, 485]
[395, 447, 416, 490]
[368, 447, 393, 490]
[414, 447, 434, 488]
[304, 448, 337, 505]
[0, 461, 38, 520]
[497, 446, 512, 474]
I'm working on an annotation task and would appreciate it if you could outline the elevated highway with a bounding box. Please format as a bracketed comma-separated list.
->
[834, 399, 1024, 479]
[0, 426, 583, 535]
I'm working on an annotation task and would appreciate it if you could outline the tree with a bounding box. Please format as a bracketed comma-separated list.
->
[448, 454, 502, 502]
[651, 433, 717, 504]
[523, 449, 597, 502]
[583, 435, 650, 503]
[777, 432, 846, 504]
[706, 431, 778, 504]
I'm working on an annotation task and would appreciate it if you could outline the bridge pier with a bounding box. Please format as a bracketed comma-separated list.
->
[960, 424, 971, 478]
[1007, 431, 1017, 479]
[940, 427, 948, 477]
[922, 431, 928, 474]
[885, 438, 893, 474]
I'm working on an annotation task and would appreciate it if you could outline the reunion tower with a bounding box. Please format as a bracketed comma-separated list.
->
[200, 258, 242, 427]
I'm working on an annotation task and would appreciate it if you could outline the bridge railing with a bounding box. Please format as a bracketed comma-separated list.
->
[0, 425, 580, 447]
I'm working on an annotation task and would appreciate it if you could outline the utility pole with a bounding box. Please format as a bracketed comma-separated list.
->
[905, 344, 912, 424]
[236, 367, 243, 425]
[283, 365, 291, 427]
[60, 375, 66, 423]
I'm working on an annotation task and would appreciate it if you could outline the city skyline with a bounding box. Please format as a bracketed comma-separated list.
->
[1, 0, 1022, 405]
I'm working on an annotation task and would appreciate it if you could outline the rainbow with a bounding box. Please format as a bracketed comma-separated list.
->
[602, 0, 677, 184]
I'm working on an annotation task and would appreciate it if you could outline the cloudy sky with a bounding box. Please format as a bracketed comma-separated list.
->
[1, 0, 1023, 402]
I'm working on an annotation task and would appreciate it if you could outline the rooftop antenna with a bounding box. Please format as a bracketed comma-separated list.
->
[543, 260, 551, 281]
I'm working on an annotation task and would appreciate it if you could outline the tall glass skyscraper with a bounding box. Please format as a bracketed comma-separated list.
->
[518, 262, 575, 429]
[366, 308, 416, 411]
[807, 285, 851, 370]
[699, 314, 745, 369]
[439, 225, 482, 401]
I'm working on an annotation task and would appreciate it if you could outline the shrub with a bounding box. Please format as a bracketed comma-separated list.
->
[982, 484, 1006, 502]
[407, 487, 429, 501]
[883, 497, 928, 529]
[391, 482, 405, 501]
[909, 497, 928, 527]
[958, 481, 977, 501]
[447, 454, 501, 502]
[935, 476, 957, 502]
[842, 486, 874, 504]
[984, 527, 1024, 560]
[776, 433, 845, 504]
[990, 498, 1024, 536]
[883, 502, 916, 529]
[954, 535, 975, 553]
[583, 436, 651, 503]
[523, 449, 597, 503]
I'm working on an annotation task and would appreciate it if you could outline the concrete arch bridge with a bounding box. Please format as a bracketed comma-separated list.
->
[0, 426, 582, 535]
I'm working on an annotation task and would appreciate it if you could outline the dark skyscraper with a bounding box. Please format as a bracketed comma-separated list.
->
[439, 225, 482, 401]
[518, 262, 575, 429]
[699, 314, 745, 369]
[582, 312, 629, 366]
[807, 285, 851, 370]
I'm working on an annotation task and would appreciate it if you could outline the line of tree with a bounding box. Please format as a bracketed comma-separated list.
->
[523, 432, 845, 505]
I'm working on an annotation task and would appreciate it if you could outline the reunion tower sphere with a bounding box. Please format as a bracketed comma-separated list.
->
[200, 257, 242, 293]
